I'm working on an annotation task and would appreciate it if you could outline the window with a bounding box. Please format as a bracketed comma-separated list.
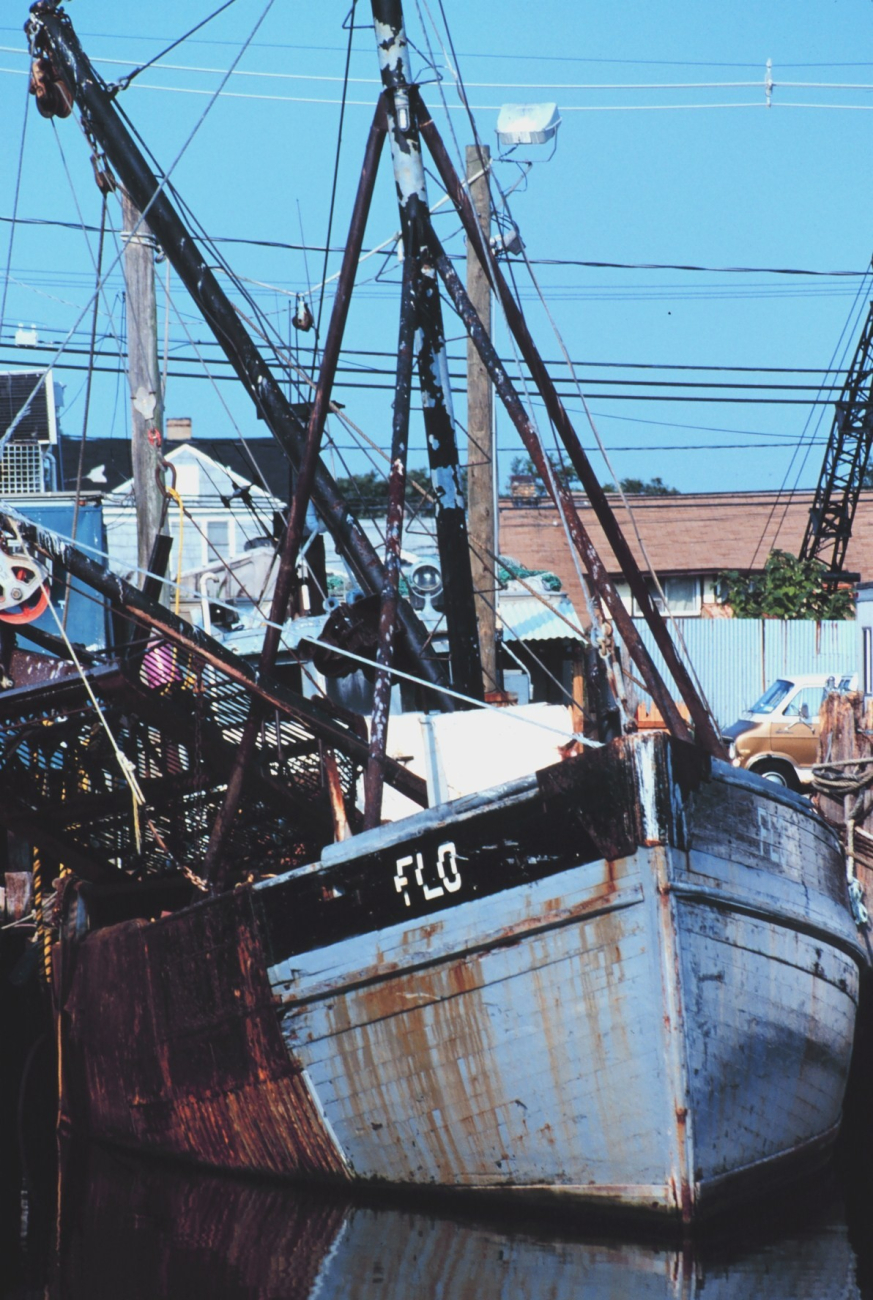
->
[865, 628, 873, 696]
[749, 679, 792, 715]
[783, 686, 826, 721]
[619, 576, 702, 617]
[206, 519, 230, 557]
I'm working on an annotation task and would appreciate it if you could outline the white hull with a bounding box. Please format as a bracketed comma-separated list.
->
[264, 735, 864, 1218]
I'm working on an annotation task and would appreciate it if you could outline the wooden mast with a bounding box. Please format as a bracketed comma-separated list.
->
[465, 145, 498, 695]
[121, 192, 165, 583]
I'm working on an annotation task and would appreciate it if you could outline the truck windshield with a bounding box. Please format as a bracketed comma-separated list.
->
[749, 679, 793, 715]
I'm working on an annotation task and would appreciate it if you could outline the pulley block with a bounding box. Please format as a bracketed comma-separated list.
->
[0, 550, 50, 625]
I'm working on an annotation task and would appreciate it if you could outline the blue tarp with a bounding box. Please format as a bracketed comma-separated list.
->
[12, 499, 109, 650]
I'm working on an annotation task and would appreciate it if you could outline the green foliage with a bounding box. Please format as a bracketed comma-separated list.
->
[509, 455, 679, 498]
[334, 467, 436, 517]
[606, 476, 679, 497]
[717, 549, 854, 620]
[509, 452, 579, 488]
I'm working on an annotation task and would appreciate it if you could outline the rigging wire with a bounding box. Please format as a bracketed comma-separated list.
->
[68, 195, 108, 580]
[424, 0, 713, 725]
[746, 261, 873, 572]
[774, 267, 873, 543]
[314, 1, 356, 362]
[416, 0, 620, 711]
[2, 0, 278, 454]
[103, 0, 240, 96]
[0, 79, 29, 346]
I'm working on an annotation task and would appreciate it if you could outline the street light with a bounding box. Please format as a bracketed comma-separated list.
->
[495, 102, 561, 149]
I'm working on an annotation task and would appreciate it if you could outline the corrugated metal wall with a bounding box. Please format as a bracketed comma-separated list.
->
[627, 619, 857, 730]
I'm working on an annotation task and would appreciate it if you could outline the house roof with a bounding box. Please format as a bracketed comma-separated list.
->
[108, 442, 280, 502]
[498, 489, 873, 604]
[58, 435, 291, 499]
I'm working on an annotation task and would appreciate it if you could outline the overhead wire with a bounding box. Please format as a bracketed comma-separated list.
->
[2, 213, 869, 280]
[746, 260, 873, 571]
[313, 0, 356, 364]
[2, 0, 278, 454]
[0, 78, 30, 347]
[417, 0, 617, 711]
[102, 0, 240, 95]
[425, 0, 717, 727]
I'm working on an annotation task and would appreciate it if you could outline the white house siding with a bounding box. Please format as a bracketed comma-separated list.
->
[102, 444, 283, 584]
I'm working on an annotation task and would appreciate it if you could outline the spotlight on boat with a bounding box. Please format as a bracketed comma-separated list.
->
[496, 102, 561, 150]
[409, 559, 442, 601]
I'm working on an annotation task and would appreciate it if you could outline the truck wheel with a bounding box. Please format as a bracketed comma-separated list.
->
[751, 759, 799, 792]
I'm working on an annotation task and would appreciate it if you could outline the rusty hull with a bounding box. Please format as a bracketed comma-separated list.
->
[58, 885, 347, 1180]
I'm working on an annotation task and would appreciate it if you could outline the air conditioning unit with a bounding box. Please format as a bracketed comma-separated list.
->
[0, 369, 58, 445]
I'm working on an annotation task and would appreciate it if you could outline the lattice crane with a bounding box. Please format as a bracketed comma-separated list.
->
[799, 295, 873, 584]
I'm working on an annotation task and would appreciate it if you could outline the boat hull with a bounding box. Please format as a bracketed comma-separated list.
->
[56, 734, 866, 1221]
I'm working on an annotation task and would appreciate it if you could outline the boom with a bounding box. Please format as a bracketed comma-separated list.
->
[800, 297, 873, 582]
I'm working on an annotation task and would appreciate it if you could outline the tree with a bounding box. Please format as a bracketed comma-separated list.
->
[717, 549, 854, 620]
[509, 452, 578, 488]
[334, 466, 436, 517]
[508, 455, 679, 497]
[606, 476, 679, 497]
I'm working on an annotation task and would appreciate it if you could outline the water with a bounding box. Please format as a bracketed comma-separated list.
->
[4, 1141, 873, 1299]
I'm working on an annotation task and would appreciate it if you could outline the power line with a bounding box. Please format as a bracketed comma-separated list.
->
[2, 216, 868, 282]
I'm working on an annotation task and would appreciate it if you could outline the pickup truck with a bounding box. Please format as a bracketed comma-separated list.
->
[721, 673, 856, 791]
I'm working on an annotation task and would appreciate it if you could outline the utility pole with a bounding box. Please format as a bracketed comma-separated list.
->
[122, 191, 165, 583]
[465, 144, 497, 694]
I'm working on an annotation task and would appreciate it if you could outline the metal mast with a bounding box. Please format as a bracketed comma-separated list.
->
[25, 0, 447, 697]
[371, 0, 483, 702]
[799, 298, 873, 583]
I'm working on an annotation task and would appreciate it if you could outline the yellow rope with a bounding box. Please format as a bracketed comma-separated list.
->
[32, 848, 52, 984]
[164, 483, 185, 617]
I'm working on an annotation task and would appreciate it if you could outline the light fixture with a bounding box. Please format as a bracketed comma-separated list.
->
[496, 102, 561, 149]
[408, 559, 442, 601]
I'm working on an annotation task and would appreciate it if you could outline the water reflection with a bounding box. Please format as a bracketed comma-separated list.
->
[32, 1144, 868, 1300]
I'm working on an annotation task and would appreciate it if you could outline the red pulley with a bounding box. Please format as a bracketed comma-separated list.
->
[0, 552, 50, 625]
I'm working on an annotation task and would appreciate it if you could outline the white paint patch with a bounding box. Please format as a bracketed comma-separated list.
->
[433, 464, 459, 510]
[299, 1066, 352, 1174]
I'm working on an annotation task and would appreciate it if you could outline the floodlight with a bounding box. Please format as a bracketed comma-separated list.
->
[496, 103, 561, 148]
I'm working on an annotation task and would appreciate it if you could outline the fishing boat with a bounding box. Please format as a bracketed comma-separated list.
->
[0, 0, 867, 1223]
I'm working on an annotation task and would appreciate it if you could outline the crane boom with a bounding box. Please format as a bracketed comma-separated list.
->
[799, 296, 873, 582]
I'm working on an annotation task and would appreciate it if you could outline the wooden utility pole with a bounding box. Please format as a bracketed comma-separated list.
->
[122, 191, 165, 582]
[465, 144, 497, 693]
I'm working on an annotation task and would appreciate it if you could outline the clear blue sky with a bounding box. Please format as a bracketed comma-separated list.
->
[1, 0, 872, 497]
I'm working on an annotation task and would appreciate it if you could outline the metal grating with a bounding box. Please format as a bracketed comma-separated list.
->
[0, 441, 45, 494]
[0, 642, 359, 884]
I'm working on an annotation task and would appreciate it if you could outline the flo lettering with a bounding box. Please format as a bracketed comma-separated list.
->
[394, 842, 462, 907]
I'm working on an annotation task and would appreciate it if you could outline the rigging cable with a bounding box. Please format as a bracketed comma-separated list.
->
[426, 0, 716, 728]
[67, 194, 108, 627]
[770, 263, 873, 554]
[745, 261, 873, 573]
[420, 0, 630, 718]
[2, 0, 277, 455]
[313, 1, 357, 366]
[104, 0, 240, 96]
[0, 80, 29, 346]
